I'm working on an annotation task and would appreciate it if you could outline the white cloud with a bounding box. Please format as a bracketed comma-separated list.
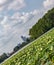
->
[11, 12, 30, 23]
[0, 0, 25, 12]
[30, 10, 39, 15]
[20, 12, 30, 23]
[0, 0, 7, 5]
[21, 10, 40, 23]
[10, 10, 39, 23]
[0, 0, 40, 54]
[11, 12, 21, 19]
[43, 0, 54, 8]
[0, 16, 12, 35]
[0, 10, 39, 39]
[1, 16, 7, 25]
[8, 0, 25, 11]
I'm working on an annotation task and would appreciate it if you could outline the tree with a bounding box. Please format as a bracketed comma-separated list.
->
[0, 53, 8, 63]
[14, 46, 20, 52]
[29, 8, 54, 40]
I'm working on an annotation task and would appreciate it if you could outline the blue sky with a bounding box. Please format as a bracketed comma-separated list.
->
[0, 0, 54, 55]
[20, 0, 42, 12]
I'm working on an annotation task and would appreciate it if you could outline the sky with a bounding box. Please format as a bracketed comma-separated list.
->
[0, 0, 54, 55]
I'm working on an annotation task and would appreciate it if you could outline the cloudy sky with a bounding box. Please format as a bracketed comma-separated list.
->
[0, 0, 54, 55]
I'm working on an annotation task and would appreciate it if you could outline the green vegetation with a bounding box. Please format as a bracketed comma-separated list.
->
[0, 8, 54, 65]
[1, 28, 54, 65]
[0, 53, 8, 63]
[29, 8, 54, 40]
[0, 8, 54, 63]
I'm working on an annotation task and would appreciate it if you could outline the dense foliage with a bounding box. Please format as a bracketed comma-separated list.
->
[13, 38, 30, 52]
[29, 8, 54, 40]
[0, 53, 8, 63]
[1, 28, 54, 65]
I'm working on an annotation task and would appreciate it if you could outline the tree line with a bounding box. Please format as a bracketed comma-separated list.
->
[29, 8, 54, 40]
[0, 8, 54, 63]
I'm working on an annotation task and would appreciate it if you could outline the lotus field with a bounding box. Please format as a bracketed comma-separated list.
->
[1, 28, 54, 65]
